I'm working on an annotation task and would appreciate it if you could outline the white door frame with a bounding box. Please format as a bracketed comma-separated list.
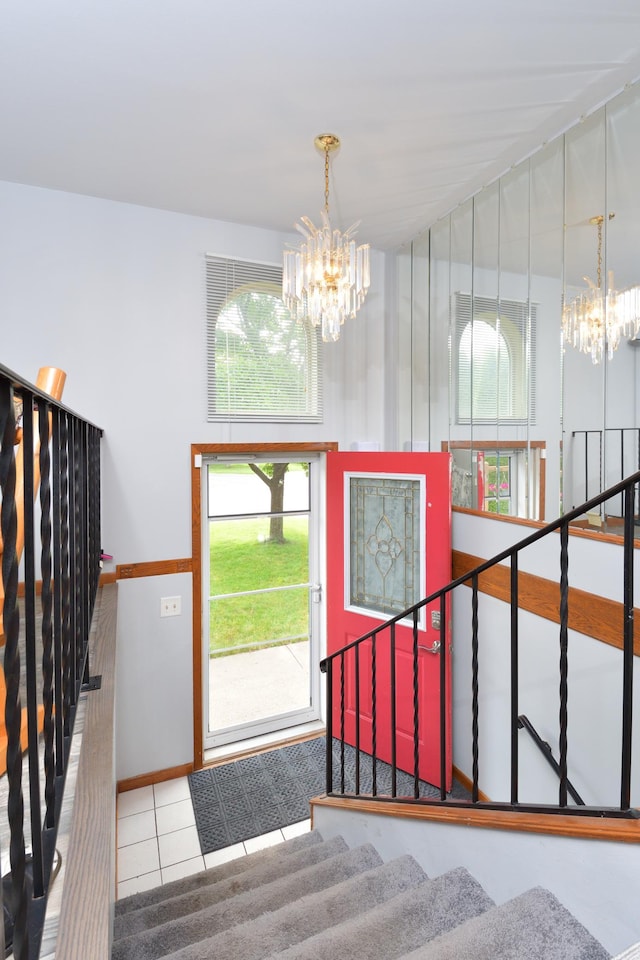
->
[196, 448, 328, 756]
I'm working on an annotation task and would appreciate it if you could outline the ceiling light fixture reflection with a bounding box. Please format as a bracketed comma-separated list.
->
[562, 213, 640, 363]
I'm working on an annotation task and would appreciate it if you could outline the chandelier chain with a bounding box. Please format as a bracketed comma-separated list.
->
[324, 145, 330, 215]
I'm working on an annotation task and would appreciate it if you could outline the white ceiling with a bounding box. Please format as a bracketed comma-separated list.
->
[3, 1, 640, 251]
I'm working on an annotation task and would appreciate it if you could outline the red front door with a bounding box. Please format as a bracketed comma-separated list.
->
[326, 451, 452, 790]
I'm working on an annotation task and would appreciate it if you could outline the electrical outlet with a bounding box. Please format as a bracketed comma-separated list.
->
[160, 596, 182, 618]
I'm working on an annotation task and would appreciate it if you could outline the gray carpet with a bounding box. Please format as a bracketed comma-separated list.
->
[113, 832, 610, 960]
[138, 849, 429, 960]
[269, 866, 495, 960]
[401, 886, 609, 960]
[188, 736, 469, 855]
[113, 840, 384, 960]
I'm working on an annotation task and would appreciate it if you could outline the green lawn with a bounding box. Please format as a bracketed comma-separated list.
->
[209, 515, 309, 655]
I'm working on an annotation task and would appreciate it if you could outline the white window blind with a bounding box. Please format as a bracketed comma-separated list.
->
[206, 255, 323, 423]
[454, 293, 536, 424]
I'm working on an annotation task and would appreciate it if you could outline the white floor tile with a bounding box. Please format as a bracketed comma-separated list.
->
[117, 870, 162, 900]
[243, 829, 284, 854]
[203, 842, 246, 870]
[118, 809, 158, 848]
[115, 740, 321, 895]
[117, 837, 160, 882]
[117, 785, 155, 819]
[154, 777, 192, 808]
[282, 819, 311, 840]
[158, 825, 202, 868]
[155, 798, 196, 836]
[161, 856, 206, 884]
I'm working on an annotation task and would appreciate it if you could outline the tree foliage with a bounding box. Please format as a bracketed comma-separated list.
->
[215, 287, 312, 415]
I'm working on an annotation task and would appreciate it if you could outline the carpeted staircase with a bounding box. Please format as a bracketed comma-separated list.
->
[113, 830, 609, 960]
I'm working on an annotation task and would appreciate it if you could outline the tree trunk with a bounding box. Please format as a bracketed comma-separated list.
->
[268, 464, 287, 542]
[248, 462, 288, 542]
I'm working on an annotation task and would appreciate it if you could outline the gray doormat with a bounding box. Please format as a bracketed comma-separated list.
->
[189, 736, 469, 855]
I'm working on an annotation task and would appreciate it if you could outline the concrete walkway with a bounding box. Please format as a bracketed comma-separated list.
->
[208, 641, 310, 730]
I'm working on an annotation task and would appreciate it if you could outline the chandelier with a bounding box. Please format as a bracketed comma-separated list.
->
[562, 214, 640, 363]
[283, 134, 370, 343]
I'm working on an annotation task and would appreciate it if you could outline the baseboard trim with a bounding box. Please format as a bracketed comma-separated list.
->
[117, 762, 193, 793]
[453, 765, 491, 803]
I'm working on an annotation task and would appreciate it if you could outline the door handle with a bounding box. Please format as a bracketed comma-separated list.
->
[418, 640, 441, 654]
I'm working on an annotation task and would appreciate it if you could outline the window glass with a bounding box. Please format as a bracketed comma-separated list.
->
[206, 256, 323, 423]
[454, 293, 536, 424]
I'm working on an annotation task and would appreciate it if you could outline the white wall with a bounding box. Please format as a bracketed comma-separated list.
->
[312, 803, 640, 955]
[451, 509, 640, 808]
[2, 177, 635, 802]
[0, 179, 390, 780]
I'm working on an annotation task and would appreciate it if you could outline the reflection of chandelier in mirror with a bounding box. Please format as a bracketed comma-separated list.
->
[282, 134, 370, 343]
[562, 213, 640, 364]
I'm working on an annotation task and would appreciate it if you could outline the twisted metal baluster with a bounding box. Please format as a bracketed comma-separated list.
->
[371, 634, 377, 797]
[39, 400, 56, 829]
[67, 417, 79, 698]
[77, 421, 86, 684]
[558, 523, 569, 808]
[340, 651, 345, 794]
[471, 574, 480, 803]
[0, 380, 29, 960]
[91, 425, 98, 599]
[620, 483, 635, 810]
[77, 420, 88, 682]
[390, 623, 397, 797]
[52, 409, 65, 775]
[412, 609, 419, 799]
[510, 552, 519, 805]
[22, 393, 45, 902]
[90, 425, 102, 603]
[354, 645, 360, 795]
[59, 412, 71, 738]
[325, 659, 333, 794]
[439, 593, 447, 801]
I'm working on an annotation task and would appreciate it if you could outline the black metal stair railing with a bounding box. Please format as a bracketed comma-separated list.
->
[321, 468, 639, 822]
[0, 363, 102, 960]
[571, 427, 640, 516]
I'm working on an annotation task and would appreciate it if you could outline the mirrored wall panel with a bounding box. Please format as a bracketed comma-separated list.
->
[401, 78, 640, 533]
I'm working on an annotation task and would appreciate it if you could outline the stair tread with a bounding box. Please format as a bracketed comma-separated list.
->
[115, 828, 323, 918]
[112, 841, 386, 960]
[152, 852, 429, 960]
[266, 865, 494, 960]
[398, 886, 609, 960]
[113, 834, 346, 947]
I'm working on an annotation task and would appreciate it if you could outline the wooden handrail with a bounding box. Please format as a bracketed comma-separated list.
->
[51, 583, 117, 959]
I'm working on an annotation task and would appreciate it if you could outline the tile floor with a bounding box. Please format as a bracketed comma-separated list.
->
[116, 775, 312, 900]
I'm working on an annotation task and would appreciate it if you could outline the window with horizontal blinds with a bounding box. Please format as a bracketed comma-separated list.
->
[454, 293, 537, 424]
[206, 255, 323, 423]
